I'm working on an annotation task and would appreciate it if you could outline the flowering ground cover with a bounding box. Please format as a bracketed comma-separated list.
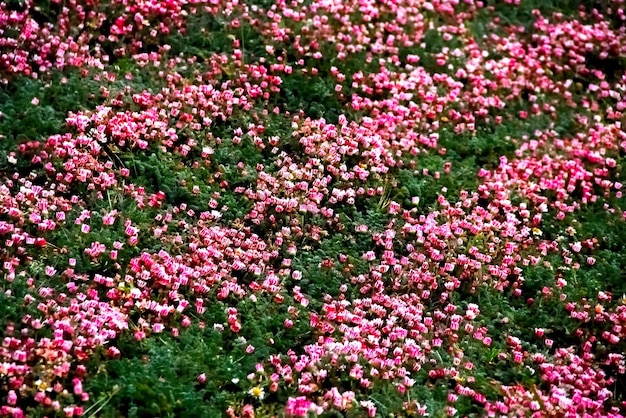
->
[2, 0, 626, 416]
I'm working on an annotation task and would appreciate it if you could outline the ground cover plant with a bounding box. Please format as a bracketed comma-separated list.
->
[1, 0, 626, 416]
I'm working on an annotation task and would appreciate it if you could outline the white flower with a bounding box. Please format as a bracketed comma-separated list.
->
[249, 386, 265, 400]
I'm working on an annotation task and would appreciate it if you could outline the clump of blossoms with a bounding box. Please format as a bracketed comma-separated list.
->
[0, 0, 247, 78]
[285, 396, 323, 417]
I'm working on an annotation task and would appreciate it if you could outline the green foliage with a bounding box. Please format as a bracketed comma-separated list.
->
[86, 327, 238, 417]
[479, 0, 586, 29]
[0, 71, 101, 175]
[273, 70, 345, 124]
[85, 290, 315, 417]
[167, 11, 267, 65]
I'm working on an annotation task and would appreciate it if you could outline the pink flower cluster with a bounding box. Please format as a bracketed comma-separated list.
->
[0, 0, 244, 78]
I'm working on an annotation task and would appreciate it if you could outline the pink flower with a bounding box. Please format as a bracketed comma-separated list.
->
[241, 404, 255, 418]
[286, 397, 319, 417]
[73, 378, 83, 395]
[7, 390, 17, 406]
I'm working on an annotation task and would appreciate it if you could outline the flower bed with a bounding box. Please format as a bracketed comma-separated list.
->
[1, 0, 626, 416]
